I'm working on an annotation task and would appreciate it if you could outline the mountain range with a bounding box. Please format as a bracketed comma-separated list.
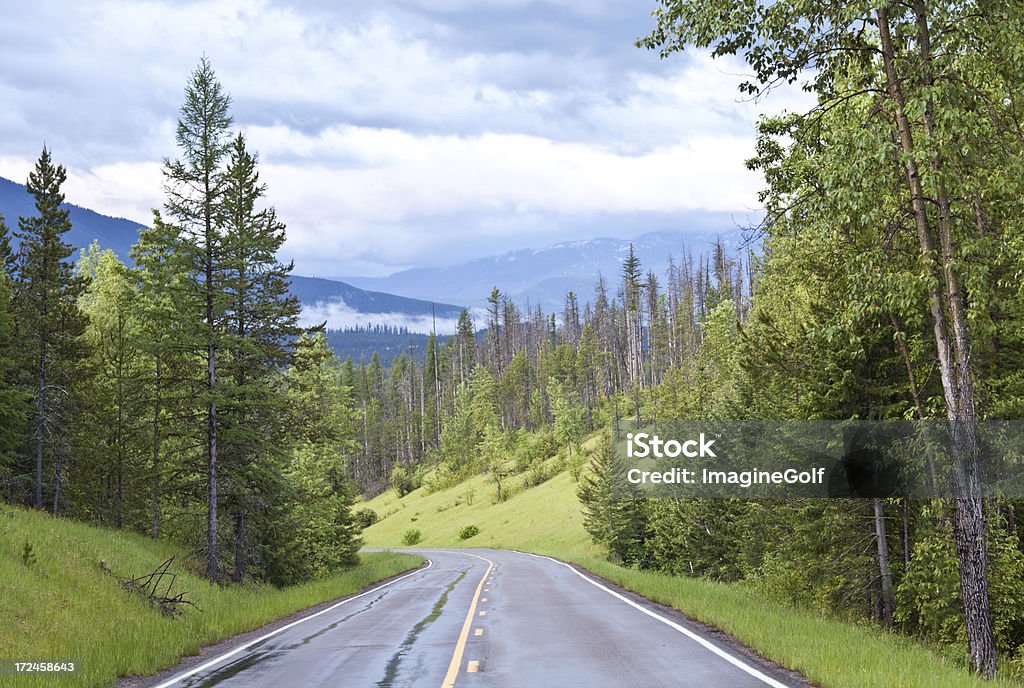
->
[344, 228, 747, 312]
[0, 175, 464, 333]
[1, 174, 749, 356]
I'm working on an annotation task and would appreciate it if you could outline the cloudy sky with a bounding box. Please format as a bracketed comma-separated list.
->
[0, 0, 808, 278]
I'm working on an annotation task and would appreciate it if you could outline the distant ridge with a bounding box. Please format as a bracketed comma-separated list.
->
[0, 175, 466, 349]
[0, 175, 144, 259]
[344, 227, 748, 311]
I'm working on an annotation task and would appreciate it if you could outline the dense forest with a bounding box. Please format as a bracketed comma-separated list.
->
[0, 59, 362, 587]
[343, 0, 1024, 678]
[1, 0, 1023, 680]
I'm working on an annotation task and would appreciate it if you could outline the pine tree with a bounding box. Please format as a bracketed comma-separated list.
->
[14, 147, 88, 511]
[218, 132, 301, 582]
[577, 432, 648, 566]
[163, 56, 234, 581]
[130, 211, 198, 539]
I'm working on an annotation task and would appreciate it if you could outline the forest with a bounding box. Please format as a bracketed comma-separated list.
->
[344, 0, 1024, 678]
[0, 59, 363, 588]
[1, 0, 1023, 680]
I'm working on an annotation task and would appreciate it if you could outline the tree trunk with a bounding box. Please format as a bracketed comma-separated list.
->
[876, 8, 996, 675]
[35, 331, 45, 510]
[233, 510, 246, 583]
[150, 358, 162, 539]
[873, 498, 895, 627]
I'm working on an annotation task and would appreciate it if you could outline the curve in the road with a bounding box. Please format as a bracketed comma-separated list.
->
[146, 549, 802, 688]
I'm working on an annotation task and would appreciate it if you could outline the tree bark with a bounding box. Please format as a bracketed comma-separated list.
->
[876, 7, 996, 675]
[873, 498, 895, 627]
[151, 357, 162, 539]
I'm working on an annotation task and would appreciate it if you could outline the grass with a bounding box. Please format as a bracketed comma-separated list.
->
[0, 505, 422, 688]
[362, 442, 1020, 688]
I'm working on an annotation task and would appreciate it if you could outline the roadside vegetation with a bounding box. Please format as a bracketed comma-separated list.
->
[350, 1, 1024, 681]
[2, 1, 1022, 685]
[363, 445, 1022, 688]
[0, 504, 422, 688]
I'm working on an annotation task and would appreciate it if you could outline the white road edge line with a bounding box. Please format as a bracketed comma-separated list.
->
[519, 552, 791, 688]
[150, 558, 433, 688]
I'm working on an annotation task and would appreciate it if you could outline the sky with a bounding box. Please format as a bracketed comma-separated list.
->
[0, 0, 809, 278]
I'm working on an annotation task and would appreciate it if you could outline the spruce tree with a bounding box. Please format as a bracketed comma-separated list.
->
[163, 57, 233, 580]
[218, 132, 301, 582]
[0, 215, 24, 477]
[14, 147, 87, 511]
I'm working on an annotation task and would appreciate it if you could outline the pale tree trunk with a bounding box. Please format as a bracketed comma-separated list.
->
[877, 8, 996, 676]
[205, 179, 219, 583]
[873, 498, 895, 627]
[150, 357, 162, 539]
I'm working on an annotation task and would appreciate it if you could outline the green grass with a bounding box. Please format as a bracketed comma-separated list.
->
[363, 443, 1020, 688]
[0, 505, 422, 688]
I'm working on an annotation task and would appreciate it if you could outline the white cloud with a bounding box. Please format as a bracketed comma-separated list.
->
[0, 0, 814, 276]
[299, 298, 463, 334]
[254, 126, 762, 265]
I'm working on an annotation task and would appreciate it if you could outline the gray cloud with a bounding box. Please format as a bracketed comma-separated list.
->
[0, 0, 810, 276]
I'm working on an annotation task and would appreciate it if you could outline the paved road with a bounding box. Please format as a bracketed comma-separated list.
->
[151, 549, 801, 688]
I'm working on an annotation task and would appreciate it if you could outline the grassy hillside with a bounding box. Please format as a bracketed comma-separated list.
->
[363, 453, 598, 555]
[362, 444, 1020, 688]
[0, 505, 422, 688]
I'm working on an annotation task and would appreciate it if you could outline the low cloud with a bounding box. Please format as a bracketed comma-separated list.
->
[299, 298, 466, 335]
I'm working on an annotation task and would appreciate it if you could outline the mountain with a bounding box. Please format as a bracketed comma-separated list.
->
[0, 176, 144, 259]
[290, 275, 464, 335]
[344, 229, 749, 312]
[0, 176, 465, 351]
[289, 275, 460, 319]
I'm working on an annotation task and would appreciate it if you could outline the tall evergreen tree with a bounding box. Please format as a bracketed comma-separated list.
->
[218, 132, 301, 582]
[13, 147, 88, 511]
[163, 56, 233, 580]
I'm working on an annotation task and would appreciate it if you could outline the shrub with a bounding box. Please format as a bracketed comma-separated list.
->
[391, 465, 414, 497]
[402, 529, 422, 546]
[458, 525, 480, 540]
[353, 508, 379, 530]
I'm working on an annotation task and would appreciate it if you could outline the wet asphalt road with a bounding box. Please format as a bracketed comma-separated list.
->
[151, 549, 798, 688]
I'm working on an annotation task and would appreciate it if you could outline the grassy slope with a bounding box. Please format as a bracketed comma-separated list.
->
[363, 448, 1018, 688]
[0, 505, 422, 688]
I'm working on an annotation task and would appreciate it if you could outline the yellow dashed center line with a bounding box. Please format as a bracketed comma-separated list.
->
[478, 610, 487, 617]
[441, 554, 494, 688]
[467, 660, 480, 673]
[474, 628, 484, 637]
